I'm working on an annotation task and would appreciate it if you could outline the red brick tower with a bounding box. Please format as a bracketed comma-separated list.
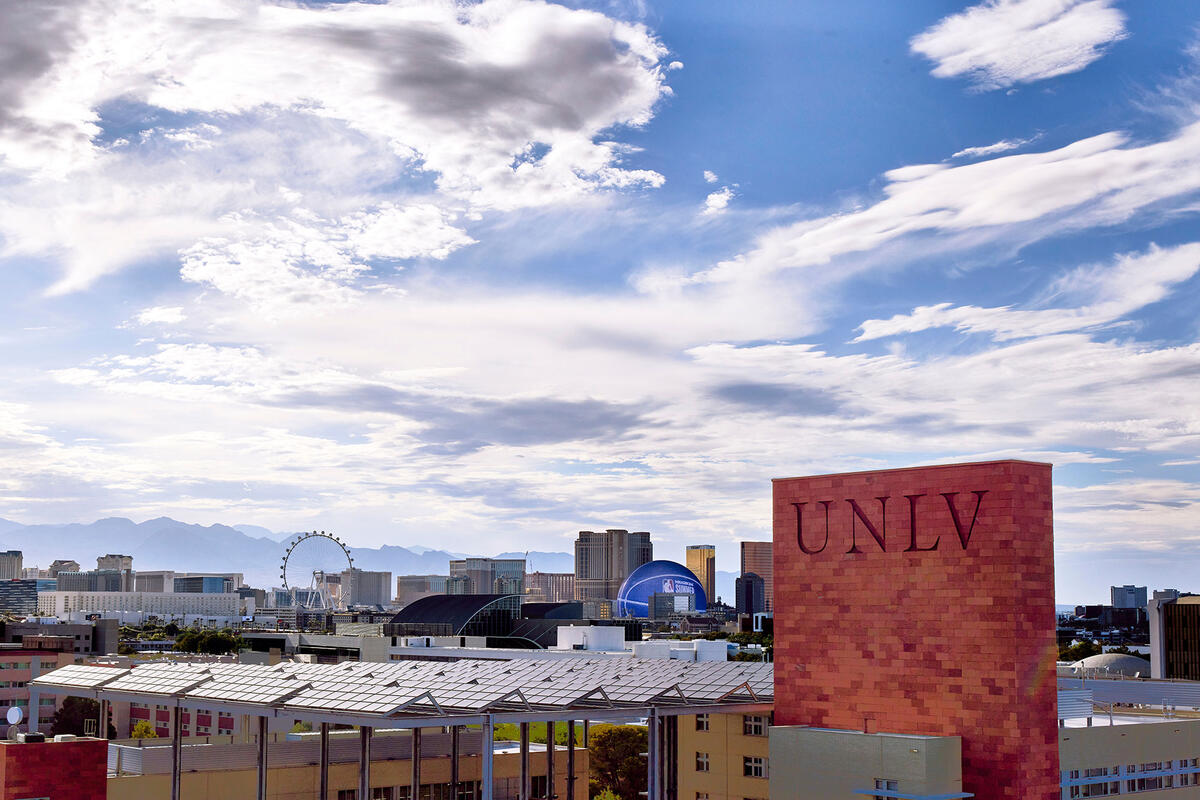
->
[772, 460, 1058, 800]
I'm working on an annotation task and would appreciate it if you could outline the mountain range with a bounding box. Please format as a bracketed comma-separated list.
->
[0, 517, 741, 599]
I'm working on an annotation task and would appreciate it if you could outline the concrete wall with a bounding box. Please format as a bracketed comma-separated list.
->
[768, 726, 962, 800]
[1060, 719, 1200, 798]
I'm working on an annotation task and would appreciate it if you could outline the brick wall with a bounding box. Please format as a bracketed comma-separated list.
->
[772, 460, 1058, 800]
[0, 738, 107, 800]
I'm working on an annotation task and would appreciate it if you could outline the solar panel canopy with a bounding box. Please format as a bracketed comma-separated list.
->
[31, 656, 773, 720]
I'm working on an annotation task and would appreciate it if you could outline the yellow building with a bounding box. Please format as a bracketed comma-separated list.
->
[106, 729, 586, 800]
[676, 710, 771, 800]
[685, 546, 716, 605]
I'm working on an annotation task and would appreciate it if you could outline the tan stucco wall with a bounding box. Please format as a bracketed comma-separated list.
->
[676, 712, 771, 800]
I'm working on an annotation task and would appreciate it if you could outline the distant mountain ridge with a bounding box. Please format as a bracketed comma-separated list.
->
[0, 517, 557, 592]
[0, 517, 750, 600]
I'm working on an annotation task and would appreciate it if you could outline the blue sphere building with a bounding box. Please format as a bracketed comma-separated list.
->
[616, 559, 708, 618]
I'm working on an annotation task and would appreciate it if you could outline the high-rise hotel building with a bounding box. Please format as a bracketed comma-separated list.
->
[739, 541, 773, 612]
[574, 529, 652, 606]
[686, 544, 716, 604]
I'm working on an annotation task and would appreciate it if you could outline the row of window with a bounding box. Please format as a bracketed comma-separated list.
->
[694, 753, 767, 779]
[1066, 759, 1200, 797]
[694, 713, 770, 736]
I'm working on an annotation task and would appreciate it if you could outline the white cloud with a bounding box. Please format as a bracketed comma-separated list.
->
[951, 135, 1039, 159]
[133, 306, 186, 326]
[0, 0, 670, 206]
[911, 0, 1127, 90]
[177, 203, 472, 317]
[855, 242, 1200, 341]
[0, 0, 672, 294]
[702, 186, 735, 216]
[667, 122, 1200, 289]
[703, 170, 718, 184]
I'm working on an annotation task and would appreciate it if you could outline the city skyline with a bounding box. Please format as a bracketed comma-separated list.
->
[0, 1, 1198, 603]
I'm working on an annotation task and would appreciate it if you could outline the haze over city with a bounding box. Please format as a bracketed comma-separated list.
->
[1, 0, 1199, 603]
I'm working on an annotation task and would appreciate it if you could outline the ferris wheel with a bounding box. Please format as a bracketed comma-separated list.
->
[280, 531, 353, 610]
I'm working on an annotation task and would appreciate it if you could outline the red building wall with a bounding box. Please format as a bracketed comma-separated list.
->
[0, 739, 107, 800]
[772, 460, 1058, 800]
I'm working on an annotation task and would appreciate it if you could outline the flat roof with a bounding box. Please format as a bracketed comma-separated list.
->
[33, 657, 773, 724]
[772, 458, 1053, 482]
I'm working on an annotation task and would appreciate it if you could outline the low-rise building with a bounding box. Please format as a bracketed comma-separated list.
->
[0, 643, 74, 729]
[1, 618, 119, 656]
[36, 591, 240, 624]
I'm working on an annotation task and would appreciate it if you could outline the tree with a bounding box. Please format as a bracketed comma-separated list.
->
[131, 720, 158, 739]
[173, 629, 244, 655]
[588, 724, 647, 800]
[49, 696, 116, 738]
[1060, 639, 1103, 662]
[290, 721, 313, 733]
[163, 622, 180, 637]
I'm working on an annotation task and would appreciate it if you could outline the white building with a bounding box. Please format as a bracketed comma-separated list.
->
[37, 591, 240, 624]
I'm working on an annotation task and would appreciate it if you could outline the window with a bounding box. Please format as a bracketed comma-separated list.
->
[530, 776, 548, 798]
[743, 756, 767, 779]
[695, 752, 710, 772]
[873, 779, 898, 800]
[371, 789, 394, 800]
[695, 714, 709, 731]
[742, 715, 767, 737]
[337, 792, 357, 800]
[696, 794, 709, 800]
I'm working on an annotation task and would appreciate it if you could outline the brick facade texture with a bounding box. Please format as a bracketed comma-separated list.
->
[772, 460, 1058, 800]
[0, 738, 108, 799]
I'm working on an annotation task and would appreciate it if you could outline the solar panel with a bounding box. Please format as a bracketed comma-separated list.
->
[30, 654, 773, 718]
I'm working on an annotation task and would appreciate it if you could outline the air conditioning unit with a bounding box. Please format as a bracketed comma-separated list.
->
[17, 732, 46, 743]
[53, 734, 77, 742]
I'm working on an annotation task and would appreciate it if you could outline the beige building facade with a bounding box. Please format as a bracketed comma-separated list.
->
[676, 711, 771, 800]
[106, 732, 587, 800]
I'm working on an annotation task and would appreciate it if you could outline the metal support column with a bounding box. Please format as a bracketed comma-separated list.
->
[646, 709, 658, 800]
[411, 727, 422, 800]
[546, 720, 555, 799]
[520, 721, 530, 800]
[171, 706, 183, 800]
[256, 715, 268, 800]
[450, 724, 460, 800]
[320, 722, 330, 800]
[359, 726, 373, 800]
[583, 720, 589, 748]
[481, 715, 494, 800]
[99, 699, 108, 739]
[566, 721, 575, 800]
[666, 715, 677, 800]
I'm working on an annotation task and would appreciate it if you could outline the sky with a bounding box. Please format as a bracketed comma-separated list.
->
[0, 0, 1198, 603]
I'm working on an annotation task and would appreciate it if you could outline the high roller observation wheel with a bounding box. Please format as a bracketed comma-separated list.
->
[280, 530, 353, 609]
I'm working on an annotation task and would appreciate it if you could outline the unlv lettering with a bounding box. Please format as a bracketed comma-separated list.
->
[791, 490, 988, 554]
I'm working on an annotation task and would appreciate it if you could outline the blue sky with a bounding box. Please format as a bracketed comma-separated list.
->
[1, 0, 1199, 602]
